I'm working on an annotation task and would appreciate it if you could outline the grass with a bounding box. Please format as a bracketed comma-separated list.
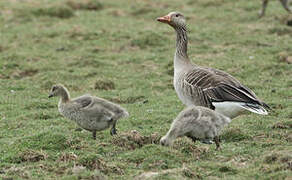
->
[0, 0, 291, 179]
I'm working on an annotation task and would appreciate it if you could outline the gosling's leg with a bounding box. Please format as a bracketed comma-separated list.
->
[280, 0, 292, 12]
[110, 121, 117, 136]
[92, 131, 97, 140]
[259, 0, 269, 18]
[214, 136, 221, 151]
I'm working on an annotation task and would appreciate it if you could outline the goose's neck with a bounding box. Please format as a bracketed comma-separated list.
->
[60, 88, 70, 103]
[174, 26, 190, 63]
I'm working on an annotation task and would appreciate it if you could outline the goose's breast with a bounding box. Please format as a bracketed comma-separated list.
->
[174, 71, 198, 106]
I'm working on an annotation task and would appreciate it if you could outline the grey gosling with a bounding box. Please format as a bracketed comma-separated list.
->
[259, 0, 291, 18]
[157, 12, 269, 119]
[160, 106, 231, 150]
[48, 84, 129, 139]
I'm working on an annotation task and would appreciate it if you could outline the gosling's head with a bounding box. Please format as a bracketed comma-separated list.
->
[48, 84, 67, 98]
[160, 135, 173, 146]
[157, 12, 186, 29]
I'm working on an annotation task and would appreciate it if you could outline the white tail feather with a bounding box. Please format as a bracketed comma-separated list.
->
[213, 101, 268, 119]
[240, 103, 268, 115]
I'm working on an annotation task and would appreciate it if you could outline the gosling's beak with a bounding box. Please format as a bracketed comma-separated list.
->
[48, 93, 53, 98]
[157, 15, 171, 24]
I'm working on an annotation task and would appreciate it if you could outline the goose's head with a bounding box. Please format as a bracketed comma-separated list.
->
[48, 84, 67, 98]
[157, 12, 186, 29]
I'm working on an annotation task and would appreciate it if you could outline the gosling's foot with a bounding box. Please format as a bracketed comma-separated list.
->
[110, 127, 117, 136]
[214, 136, 221, 151]
[200, 139, 213, 144]
[92, 131, 97, 140]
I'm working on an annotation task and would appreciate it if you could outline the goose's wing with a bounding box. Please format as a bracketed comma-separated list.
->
[183, 67, 269, 108]
[204, 83, 262, 104]
[182, 78, 214, 109]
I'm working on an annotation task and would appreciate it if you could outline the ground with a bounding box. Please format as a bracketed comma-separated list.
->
[0, 0, 291, 179]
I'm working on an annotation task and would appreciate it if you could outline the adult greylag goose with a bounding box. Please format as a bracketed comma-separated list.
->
[157, 12, 269, 119]
[48, 84, 129, 139]
[160, 106, 231, 150]
[259, 0, 291, 18]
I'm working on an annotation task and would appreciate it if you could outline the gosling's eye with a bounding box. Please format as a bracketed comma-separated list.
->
[175, 14, 179, 17]
[52, 86, 57, 91]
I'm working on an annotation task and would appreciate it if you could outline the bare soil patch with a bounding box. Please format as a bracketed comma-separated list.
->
[18, 150, 47, 162]
[94, 80, 115, 90]
[111, 130, 160, 150]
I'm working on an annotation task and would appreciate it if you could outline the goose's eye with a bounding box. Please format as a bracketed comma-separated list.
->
[175, 14, 179, 17]
[52, 86, 57, 91]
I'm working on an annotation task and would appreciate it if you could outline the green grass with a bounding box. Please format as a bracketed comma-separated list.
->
[0, 0, 292, 179]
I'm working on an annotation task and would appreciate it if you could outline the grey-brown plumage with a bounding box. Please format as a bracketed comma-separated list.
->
[157, 12, 269, 119]
[259, 0, 291, 18]
[48, 84, 129, 139]
[160, 106, 231, 150]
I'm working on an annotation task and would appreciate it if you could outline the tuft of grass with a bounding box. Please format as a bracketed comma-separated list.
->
[31, 5, 74, 19]
[131, 7, 156, 16]
[111, 130, 160, 150]
[271, 120, 292, 129]
[66, 0, 103, 11]
[219, 166, 238, 174]
[78, 154, 123, 175]
[220, 128, 251, 142]
[20, 132, 70, 151]
[165, 61, 174, 76]
[268, 26, 292, 36]
[18, 150, 48, 163]
[265, 153, 278, 164]
[94, 79, 115, 90]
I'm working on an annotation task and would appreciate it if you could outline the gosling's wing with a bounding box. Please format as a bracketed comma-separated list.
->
[72, 94, 93, 108]
[72, 95, 114, 121]
[82, 99, 114, 122]
[91, 96, 129, 118]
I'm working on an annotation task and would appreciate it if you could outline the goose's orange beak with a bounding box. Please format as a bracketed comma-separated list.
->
[157, 15, 171, 24]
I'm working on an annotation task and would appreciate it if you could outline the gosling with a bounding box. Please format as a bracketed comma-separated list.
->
[160, 106, 231, 150]
[48, 84, 129, 139]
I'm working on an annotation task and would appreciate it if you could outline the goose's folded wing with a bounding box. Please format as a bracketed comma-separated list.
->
[183, 68, 269, 108]
[182, 79, 214, 109]
[203, 83, 267, 107]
